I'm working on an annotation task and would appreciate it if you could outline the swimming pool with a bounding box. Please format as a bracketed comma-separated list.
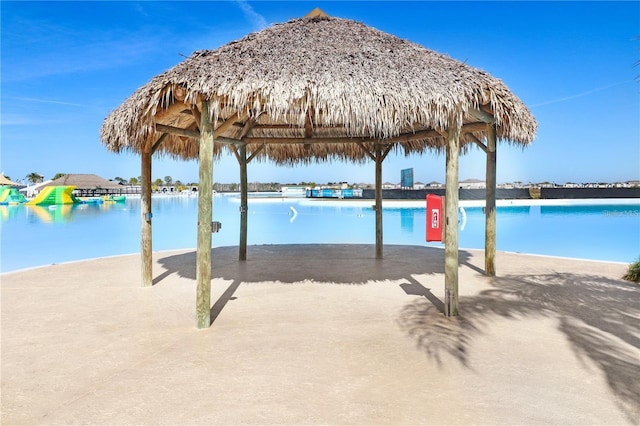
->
[1, 194, 638, 272]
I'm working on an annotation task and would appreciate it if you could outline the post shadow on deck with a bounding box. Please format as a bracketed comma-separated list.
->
[400, 280, 445, 314]
[209, 280, 242, 326]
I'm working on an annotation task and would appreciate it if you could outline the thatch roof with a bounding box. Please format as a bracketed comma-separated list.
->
[45, 174, 122, 190]
[101, 10, 536, 164]
[0, 174, 21, 187]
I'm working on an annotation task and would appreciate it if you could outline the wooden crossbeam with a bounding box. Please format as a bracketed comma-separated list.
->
[190, 106, 201, 130]
[155, 124, 239, 145]
[468, 107, 495, 124]
[229, 143, 242, 163]
[155, 124, 199, 139]
[240, 117, 258, 139]
[380, 144, 393, 162]
[157, 122, 489, 146]
[466, 133, 487, 152]
[155, 102, 190, 120]
[244, 136, 371, 145]
[247, 144, 265, 163]
[356, 142, 376, 161]
[214, 111, 244, 137]
[151, 133, 169, 154]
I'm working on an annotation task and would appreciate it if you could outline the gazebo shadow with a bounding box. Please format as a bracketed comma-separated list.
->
[156, 244, 476, 324]
[397, 271, 640, 423]
[156, 244, 474, 285]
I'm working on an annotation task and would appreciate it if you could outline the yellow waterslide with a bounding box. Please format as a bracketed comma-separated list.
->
[26, 186, 80, 205]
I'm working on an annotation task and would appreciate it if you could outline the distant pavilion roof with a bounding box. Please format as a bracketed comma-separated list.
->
[0, 173, 21, 187]
[45, 174, 122, 190]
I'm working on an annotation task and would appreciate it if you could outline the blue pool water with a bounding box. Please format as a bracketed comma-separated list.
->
[1, 194, 639, 272]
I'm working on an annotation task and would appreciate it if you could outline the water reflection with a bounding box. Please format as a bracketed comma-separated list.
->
[0, 202, 129, 224]
[400, 208, 415, 233]
[26, 205, 75, 223]
[0, 205, 22, 221]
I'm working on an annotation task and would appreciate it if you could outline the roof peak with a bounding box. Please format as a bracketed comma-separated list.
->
[304, 7, 329, 18]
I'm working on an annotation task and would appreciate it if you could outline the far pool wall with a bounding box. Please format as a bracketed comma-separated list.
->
[360, 187, 639, 200]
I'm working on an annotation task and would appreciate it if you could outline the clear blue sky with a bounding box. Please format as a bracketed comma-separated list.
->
[2, 1, 638, 185]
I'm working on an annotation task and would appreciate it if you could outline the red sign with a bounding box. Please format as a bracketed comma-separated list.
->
[426, 194, 443, 242]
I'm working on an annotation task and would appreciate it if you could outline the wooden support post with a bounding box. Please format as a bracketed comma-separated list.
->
[140, 145, 153, 287]
[444, 125, 460, 317]
[239, 143, 248, 261]
[375, 143, 383, 259]
[196, 100, 214, 329]
[485, 123, 497, 276]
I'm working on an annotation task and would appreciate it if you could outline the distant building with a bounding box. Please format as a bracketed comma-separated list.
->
[353, 182, 372, 189]
[459, 178, 485, 189]
[281, 186, 307, 197]
[400, 168, 414, 189]
[535, 182, 558, 188]
[413, 181, 426, 190]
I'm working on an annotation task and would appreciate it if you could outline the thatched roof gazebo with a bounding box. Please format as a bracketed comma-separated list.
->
[0, 173, 21, 187]
[101, 9, 536, 328]
[44, 174, 123, 196]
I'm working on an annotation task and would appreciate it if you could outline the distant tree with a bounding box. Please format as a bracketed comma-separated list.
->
[153, 178, 163, 187]
[26, 172, 43, 184]
[164, 176, 173, 186]
[129, 177, 139, 185]
[52, 173, 65, 180]
[114, 176, 127, 185]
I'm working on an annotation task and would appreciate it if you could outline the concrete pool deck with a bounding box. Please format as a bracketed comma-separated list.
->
[2, 244, 639, 425]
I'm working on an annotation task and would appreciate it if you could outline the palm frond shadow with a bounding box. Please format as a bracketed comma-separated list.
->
[397, 272, 640, 423]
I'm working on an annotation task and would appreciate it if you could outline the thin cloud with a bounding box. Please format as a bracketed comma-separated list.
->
[0, 112, 72, 126]
[235, 0, 268, 30]
[2, 37, 162, 83]
[0, 114, 34, 126]
[2, 11, 170, 83]
[3, 96, 89, 108]
[530, 80, 631, 108]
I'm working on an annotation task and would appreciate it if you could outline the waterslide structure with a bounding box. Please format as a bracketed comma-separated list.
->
[0, 186, 27, 204]
[26, 186, 81, 205]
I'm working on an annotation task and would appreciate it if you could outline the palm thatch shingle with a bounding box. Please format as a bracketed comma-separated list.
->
[100, 12, 536, 163]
